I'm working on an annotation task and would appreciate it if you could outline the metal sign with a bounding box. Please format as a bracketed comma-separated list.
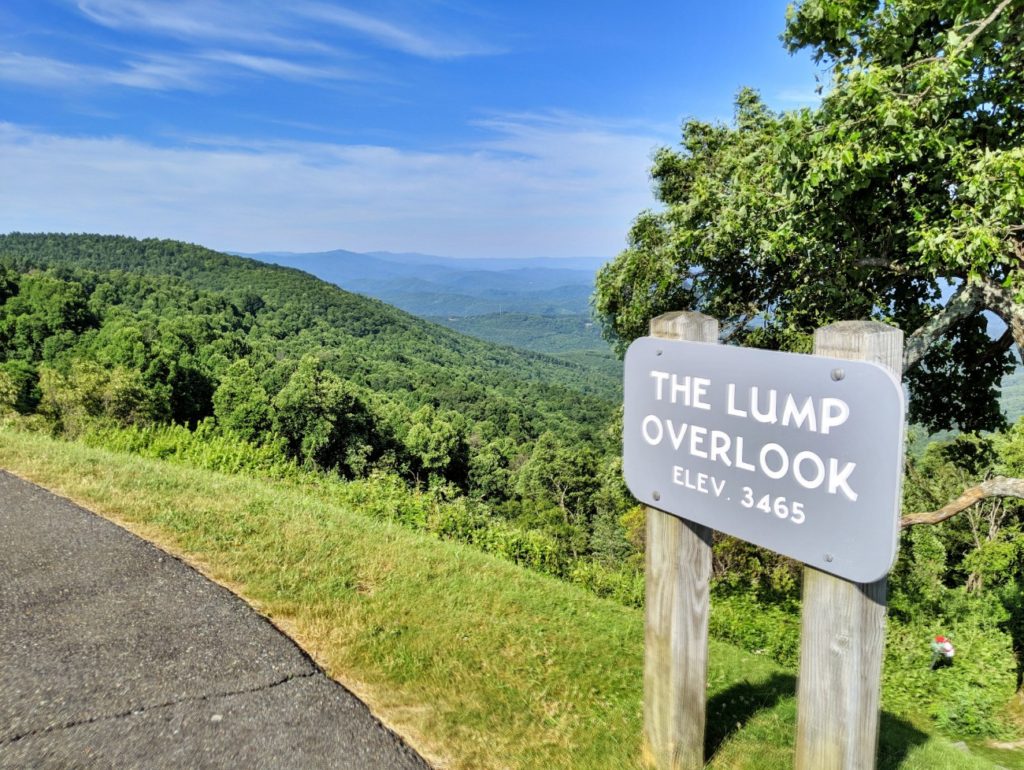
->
[623, 337, 905, 583]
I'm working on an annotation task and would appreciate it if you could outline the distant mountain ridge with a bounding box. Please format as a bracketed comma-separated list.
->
[0, 232, 622, 417]
[244, 248, 607, 273]
[236, 249, 608, 317]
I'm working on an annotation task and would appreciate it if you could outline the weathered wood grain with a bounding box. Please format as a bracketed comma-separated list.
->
[795, 321, 904, 770]
[643, 311, 717, 770]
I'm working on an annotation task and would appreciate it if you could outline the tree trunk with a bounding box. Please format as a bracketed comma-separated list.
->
[975, 276, 1024, 363]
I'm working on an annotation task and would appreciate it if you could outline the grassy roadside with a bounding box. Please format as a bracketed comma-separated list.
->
[0, 427, 1003, 770]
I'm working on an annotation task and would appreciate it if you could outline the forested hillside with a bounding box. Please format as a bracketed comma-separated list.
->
[4, 232, 1024, 744]
[0, 231, 614, 409]
[0, 233, 635, 581]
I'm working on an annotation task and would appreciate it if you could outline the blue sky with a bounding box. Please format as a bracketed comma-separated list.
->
[0, 1, 822, 258]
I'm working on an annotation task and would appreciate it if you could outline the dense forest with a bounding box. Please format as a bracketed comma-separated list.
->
[427, 312, 610, 354]
[3, 232, 1024, 737]
[0, 232, 632, 572]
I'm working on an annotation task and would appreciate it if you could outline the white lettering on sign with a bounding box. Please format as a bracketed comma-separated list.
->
[722, 385, 851, 435]
[624, 336, 906, 583]
[820, 398, 849, 435]
[649, 371, 712, 409]
[781, 396, 816, 431]
[673, 465, 726, 497]
[640, 416, 858, 501]
[641, 371, 860, 502]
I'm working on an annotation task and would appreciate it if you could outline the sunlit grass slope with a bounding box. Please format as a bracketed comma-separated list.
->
[0, 427, 1001, 770]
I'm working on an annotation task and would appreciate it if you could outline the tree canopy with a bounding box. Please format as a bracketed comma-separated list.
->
[595, 0, 1024, 432]
[0, 233, 631, 581]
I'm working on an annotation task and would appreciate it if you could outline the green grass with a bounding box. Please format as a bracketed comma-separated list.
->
[0, 426, 1006, 769]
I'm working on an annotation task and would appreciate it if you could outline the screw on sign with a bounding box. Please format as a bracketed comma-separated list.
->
[930, 635, 955, 669]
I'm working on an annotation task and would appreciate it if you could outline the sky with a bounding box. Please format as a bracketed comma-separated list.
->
[0, 1, 823, 258]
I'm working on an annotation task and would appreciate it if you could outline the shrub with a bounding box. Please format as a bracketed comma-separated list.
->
[569, 560, 644, 607]
[883, 613, 1017, 737]
[708, 591, 801, 667]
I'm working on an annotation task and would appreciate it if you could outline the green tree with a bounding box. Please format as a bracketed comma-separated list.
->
[0, 369, 17, 413]
[0, 265, 18, 305]
[271, 355, 375, 476]
[516, 432, 600, 556]
[404, 404, 468, 485]
[0, 360, 40, 414]
[37, 362, 107, 436]
[0, 273, 95, 362]
[104, 366, 168, 426]
[38, 360, 167, 435]
[898, 431, 1024, 603]
[467, 436, 517, 501]
[588, 456, 641, 567]
[595, 0, 1023, 432]
[213, 359, 272, 442]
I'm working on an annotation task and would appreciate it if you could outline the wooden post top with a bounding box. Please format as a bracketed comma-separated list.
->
[813, 322, 903, 375]
[649, 311, 719, 342]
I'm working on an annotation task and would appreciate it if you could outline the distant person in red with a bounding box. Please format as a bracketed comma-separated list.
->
[930, 635, 955, 669]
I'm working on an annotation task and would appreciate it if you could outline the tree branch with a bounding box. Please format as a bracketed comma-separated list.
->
[902, 476, 1024, 529]
[980, 327, 1016, 364]
[855, 258, 911, 273]
[902, 282, 983, 373]
[911, 0, 1016, 68]
[972, 274, 1024, 363]
[903, 274, 1024, 372]
[954, 0, 1014, 57]
[974, 273, 1020, 317]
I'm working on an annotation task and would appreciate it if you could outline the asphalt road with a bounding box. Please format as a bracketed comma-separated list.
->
[0, 470, 432, 770]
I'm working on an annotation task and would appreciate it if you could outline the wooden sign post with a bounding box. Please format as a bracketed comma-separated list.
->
[795, 321, 904, 770]
[643, 311, 717, 770]
[633, 314, 905, 770]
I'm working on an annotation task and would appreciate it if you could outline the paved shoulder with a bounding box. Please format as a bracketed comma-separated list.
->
[0, 471, 431, 770]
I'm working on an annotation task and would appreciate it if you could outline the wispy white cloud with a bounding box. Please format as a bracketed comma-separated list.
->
[12, 1, 499, 99]
[75, 0, 307, 50]
[0, 45, 359, 93]
[199, 51, 358, 83]
[108, 53, 211, 90]
[0, 51, 208, 91]
[75, 0, 498, 60]
[294, 3, 501, 59]
[0, 116, 663, 257]
[0, 52, 90, 88]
